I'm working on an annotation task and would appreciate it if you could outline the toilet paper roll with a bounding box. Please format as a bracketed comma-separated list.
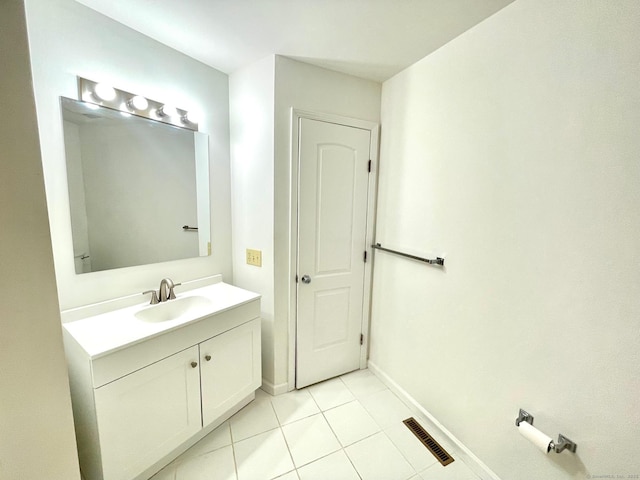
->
[519, 421, 552, 453]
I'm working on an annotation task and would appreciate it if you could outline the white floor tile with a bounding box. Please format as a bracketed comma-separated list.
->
[181, 422, 232, 459]
[271, 389, 321, 425]
[234, 429, 295, 480]
[346, 432, 415, 480]
[297, 450, 360, 480]
[419, 459, 478, 480]
[256, 388, 275, 403]
[324, 400, 381, 446]
[340, 369, 387, 399]
[307, 377, 355, 411]
[360, 389, 413, 429]
[147, 373, 481, 480]
[229, 397, 280, 442]
[273, 470, 299, 479]
[281, 413, 341, 468]
[385, 423, 439, 472]
[175, 445, 236, 480]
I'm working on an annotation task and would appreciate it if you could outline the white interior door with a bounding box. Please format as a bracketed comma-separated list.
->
[296, 117, 371, 389]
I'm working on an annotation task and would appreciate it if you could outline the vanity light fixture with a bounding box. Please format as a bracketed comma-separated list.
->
[78, 77, 199, 132]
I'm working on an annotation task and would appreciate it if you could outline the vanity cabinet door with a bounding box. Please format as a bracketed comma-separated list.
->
[94, 346, 201, 480]
[200, 318, 261, 426]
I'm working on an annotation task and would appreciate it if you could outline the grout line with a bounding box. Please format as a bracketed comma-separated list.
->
[309, 394, 360, 474]
[306, 384, 322, 411]
[278, 423, 297, 470]
[317, 391, 377, 480]
[341, 446, 365, 480]
[228, 420, 240, 480]
[269, 393, 297, 479]
[232, 425, 281, 445]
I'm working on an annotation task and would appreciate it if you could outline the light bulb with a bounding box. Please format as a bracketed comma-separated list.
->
[182, 110, 201, 124]
[158, 104, 178, 117]
[128, 95, 149, 111]
[94, 83, 116, 101]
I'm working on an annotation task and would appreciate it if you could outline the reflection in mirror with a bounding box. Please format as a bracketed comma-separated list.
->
[60, 97, 210, 274]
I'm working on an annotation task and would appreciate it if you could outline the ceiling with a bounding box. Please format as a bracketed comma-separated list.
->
[75, 0, 515, 83]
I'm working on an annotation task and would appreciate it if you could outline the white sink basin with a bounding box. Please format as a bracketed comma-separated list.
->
[135, 295, 214, 323]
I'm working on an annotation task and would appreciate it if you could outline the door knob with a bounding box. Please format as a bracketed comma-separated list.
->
[205, 355, 211, 362]
[301, 275, 311, 284]
[191, 361, 198, 368]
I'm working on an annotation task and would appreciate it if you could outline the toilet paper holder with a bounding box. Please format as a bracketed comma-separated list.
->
[516, 409, 577, 454]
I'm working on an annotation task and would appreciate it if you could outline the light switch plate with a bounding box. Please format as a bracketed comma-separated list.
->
[246, 249, 262, 267]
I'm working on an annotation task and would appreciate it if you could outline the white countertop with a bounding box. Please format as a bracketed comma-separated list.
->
[63, 282, 260, 359]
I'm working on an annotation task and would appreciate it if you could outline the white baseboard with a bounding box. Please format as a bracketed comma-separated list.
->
[261, 377, 289, 396]
[367, 361, 502, 480]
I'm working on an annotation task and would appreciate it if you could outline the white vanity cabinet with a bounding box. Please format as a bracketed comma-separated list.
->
[94, 346, 202, 480]
[200, 319, 261, 426]
[62, 282, 261, 480]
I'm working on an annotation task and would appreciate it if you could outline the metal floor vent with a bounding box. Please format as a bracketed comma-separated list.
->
[403, 417, 455, 466]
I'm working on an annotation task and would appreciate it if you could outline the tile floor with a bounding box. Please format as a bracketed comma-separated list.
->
[150, 369, 480, 480]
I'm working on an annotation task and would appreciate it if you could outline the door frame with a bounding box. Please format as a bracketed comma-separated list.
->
[287, 108, 380, 391]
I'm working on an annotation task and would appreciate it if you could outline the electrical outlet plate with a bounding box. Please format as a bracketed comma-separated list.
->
[246, 249, 262, 267]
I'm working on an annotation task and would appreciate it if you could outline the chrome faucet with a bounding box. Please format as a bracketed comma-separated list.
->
[158, 277, 177, 302]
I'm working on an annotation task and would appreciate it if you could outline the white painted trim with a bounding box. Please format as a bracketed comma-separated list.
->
[288, 109, 379, 391]
[361, 123, 380, 368]
[260, 378, 289, 396]
[367, 361, 503, 480]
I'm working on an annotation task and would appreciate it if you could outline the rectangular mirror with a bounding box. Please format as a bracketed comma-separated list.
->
[60, 97, 210, 274]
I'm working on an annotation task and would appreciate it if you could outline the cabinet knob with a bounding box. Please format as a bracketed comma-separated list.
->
[205, 355, 212, 362]
[191, 361, 198, 368]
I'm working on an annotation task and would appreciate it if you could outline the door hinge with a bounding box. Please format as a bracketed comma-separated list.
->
[360, 333, 364, 346]
[364, 250, 367, 263]
[368, 159, 372, 173]
[295, 274, 298, 283]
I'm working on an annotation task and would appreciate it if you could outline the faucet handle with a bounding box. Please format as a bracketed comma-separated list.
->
[143, 290, 159, 305]
[169, 282, 182, 300]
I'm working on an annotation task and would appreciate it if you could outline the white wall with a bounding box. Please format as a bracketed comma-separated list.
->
[273, 56, 381, 389]
[0, 1, 80, 478]
[230, 55, 381, 391]
[229, 55, 277, 386]
[371, 1, 640, 478]
[24, 0, 232, 310]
